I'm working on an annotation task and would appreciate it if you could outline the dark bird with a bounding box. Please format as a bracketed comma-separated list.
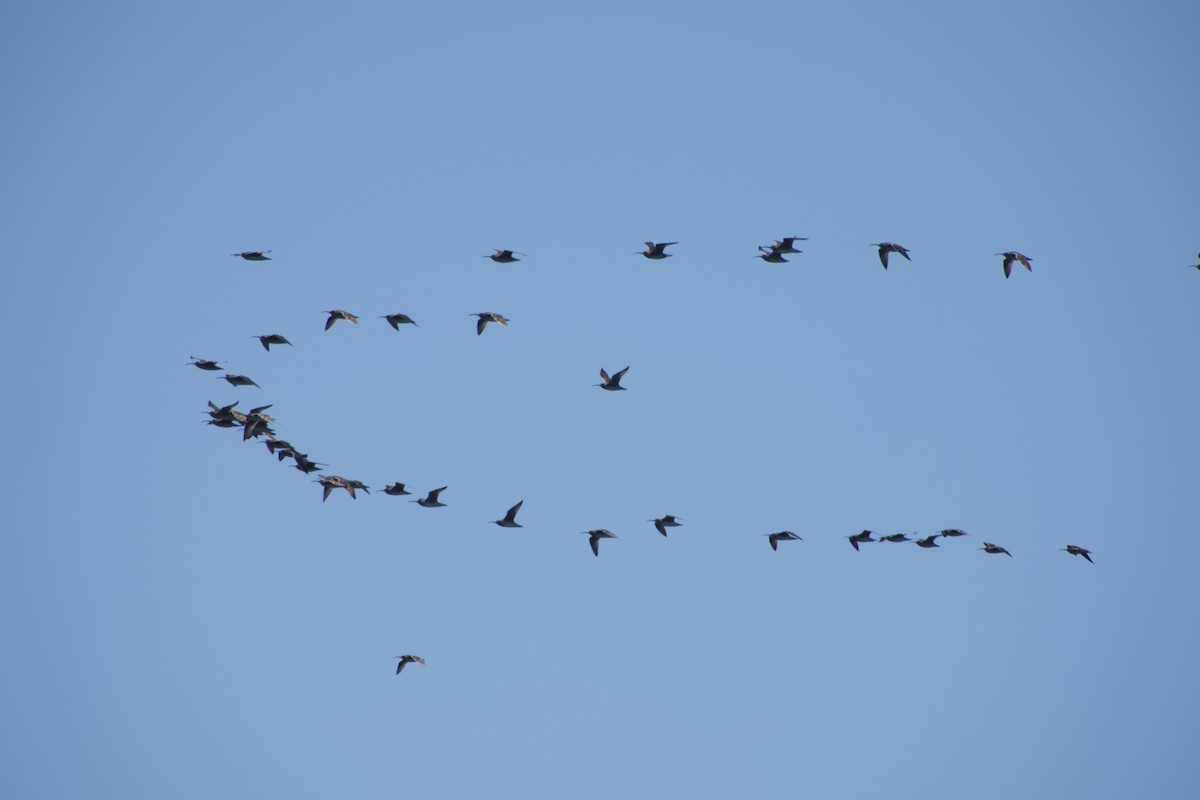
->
[756, 245, 789, 263]
[997, 251, 1033, 279]
[254, 334, 292, 351]
[583, 529, 617, 557]
[263, 437, 294, 456]
[232, 250, 271, 261]
[938, 528, 969, 538]
[291, 453, 325, 474]
[471, 312, 509, 336]
[412, 486, 448, 508]
[980, 542, 1013, 557]
[771, 236, 808, 253]
[595, 366, 629, 391]
[848, 530, 877, 551]
[640, 242, 677, 259]
[189, 357, 223, 371]
[650, 515, 683, 537]
[915, 534, 941, 548]
[766, 531, 803, 551]
[492, 500, 524, 528]
[395, 655, 426, 674]
[241, 404, 275, 440]
[324, 310, 359, 330]
[881, 533, 913, 543]
[485, 249, 525, 263]
[870, 242, 911, 269]
[381, 313, 418, 329]
[220, 373, 259, 388]
[1061, 544, 1094, 563]
[383, 483, 411, 496]
[315, 475, 355, 501]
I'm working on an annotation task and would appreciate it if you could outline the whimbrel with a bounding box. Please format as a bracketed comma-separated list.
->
[771, 236, 808, 253]
[881, 533, 913, 543]
[381, 313, 418, 330]
[324, 310, 359, 330]
[412, 487, 448, 507]
[997, 251, 1032, 279]
[915, 535, 941, 548]
[650, 515, 683, 537]
[870, 242, 911, 269]
[766, 531, 803, 551]
[485, 249, 525, 263]
[980, 542, 1013, 557]
[848, 530, 877, 551]
[583, 529, 617, 557]
[255, 334, 292, 351]
[383, 483, 411, 496]
[315, 475, 355, 501]
[595, 366, 629, 391]
[492, 501, 524, 528]
[189, 357, 223, 371]
[938, 529, 969, 538]
[220, 373, 259, 388]
[1061, 544, 1094, 563]
[232, 250, 271, 261]
[395, 655, 426, 674]
[756, 246, 789, 263]
[471, 312, 509, 336]
[640, 242, 677, 259]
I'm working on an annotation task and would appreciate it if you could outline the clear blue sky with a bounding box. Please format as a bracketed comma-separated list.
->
[3, 2, 1198, 798]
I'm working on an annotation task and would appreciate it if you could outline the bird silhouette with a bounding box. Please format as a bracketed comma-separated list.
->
[189, 357, 223, 371]
[383, 483, 411, 496]
[915, 534, 941, 548]
[938, 528, 969, 538]
[315, 475, 355, 501]
[640, 242, 677, 259]
[997, 251, 1032, 278]
[324, 310, 359, 330]
[412, 487, 448, 507]
[583, 529, 617, 557]
[381, 313, 418, 329]
[491, 500, 524, 528]
[471, 312, 509, 336]
[870, 242, 911, 269]
[756, 245, 789, 263]
[485, 249, 525, 263]
[254, 334, 292, 351]
[220, 374, 259, 388]
[766, 531, 803, 551]
[980, 542, 1013, 557]
[231, 250, 271, 261]
[595, 366, 629, 391]
[650, 515, 683, 537]
[848, 530, 877, 551]
[881, 533, 913, 543]
[1061, 544, 1094, 563]
[395, 655, 426, 674]
[771, 236, 807, 253]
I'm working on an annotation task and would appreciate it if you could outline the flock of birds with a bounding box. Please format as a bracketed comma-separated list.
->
[192, 239, 1151, 675]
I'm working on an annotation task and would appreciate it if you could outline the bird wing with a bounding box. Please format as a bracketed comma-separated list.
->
[1017, 254, 1031, 271]
[476, 317, 487, 336]
[769, 535, 778, 550]
[599, 367, 610, 384]
[613, 366, 629, 382]
[850, 537, 860, 551]
[590, 535, 600, 557]
[396, 659, 407, 674]
[325, 315, 336, 330]
[505, 501, 523, 522]
[878, 248, 889, 269]
[897, 246, 911, 261]
[429, 486, 447, 501]
[1003, 255, 1014, 278]
[655, 520, 666, 536]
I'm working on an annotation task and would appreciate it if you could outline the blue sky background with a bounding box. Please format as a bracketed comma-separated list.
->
[3, 2, 1199, 798]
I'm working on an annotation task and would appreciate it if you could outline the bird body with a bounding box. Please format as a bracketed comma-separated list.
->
[871, 242, 911, 269]
[997, 251, 1032, 278]
[596, 366, 629, 391]
[640, 242, 677, 259]
[485, 249, 524, 263]
[492, 500, 524, 528]
[232, 250, 271, 261]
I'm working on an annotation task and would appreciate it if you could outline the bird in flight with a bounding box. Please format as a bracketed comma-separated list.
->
[220, 373, 259, 388]
[485, 249, 525, 263]
[324, 310, 359, 330]
[254, 334, 292, 351]
[756, 245, 789, 263]
[847, 530, 877, 551]
[231, 250, 271, 261]
[650, 515, 683, 537]
[189, 357, 223, 371]
[381, 313, 418, 330]
[471, 312, 510, 336]
[980, 542, 1013, 557]
[870, 242, 911, 269]
[583, 529, 618, 557]
[492, 501, 524, 528]
[938, 529, 969, 538]
[915, 534, 941, 548]
[595, 366, 629, 391]
[640, 242, 677, 259]
[383, 483, 411, 496]
[770, 236, 807, 253]
[766, 531, 803, 551]
[997, 251, 1032, 279]
[412, 487, 448, 508]
[880, 533, 913, 543]
[1060, 544, 1094, 563]
[395, 655, 426, 674]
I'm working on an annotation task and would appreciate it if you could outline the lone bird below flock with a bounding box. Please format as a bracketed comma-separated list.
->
[766, 531, 803, 551]
[584, 529, 618, 557]
[640, 242, 677, 259]
[324, 310, 359, 330]
[413, 487, 448, 508]
[381, 313, 418, 330]
[485, 249, 524, 263]
[871, 242, 911, 269]
[232, 250, 271, 261]
[997, 251, 1032, 278]
[395, 655, 426, 674]
[650, 515, 682, 537]
[471, 312, 509, 336]
[255, 334, 292, 351]
[1061, 544, 1094, 563]
[981, 542, 1013, 557]
[595, 366, 629, 391]
[492, 501, 524, 528]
